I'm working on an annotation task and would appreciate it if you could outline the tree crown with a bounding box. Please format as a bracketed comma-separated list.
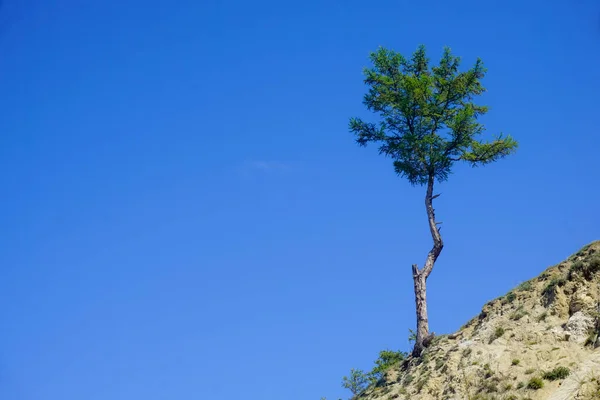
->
[350, 45, 518, 185]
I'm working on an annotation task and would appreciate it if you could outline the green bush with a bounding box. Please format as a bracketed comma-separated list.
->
[569, 256, 600, 280]
[370, 349, 407, 380]
[342, 368, 369, 395]
[542, 277, 566, 296]
[517, 281, 533, 291]
[511, 359, 520, 366]
[489, 326, 505, 344]
[505, 292, 517, 303]
[542, 366, 570, 381]
[527, 377, 544, 390]
[510, 309, 528, 321]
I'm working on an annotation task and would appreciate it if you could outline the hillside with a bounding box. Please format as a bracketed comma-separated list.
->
[357, 241, 600, 400]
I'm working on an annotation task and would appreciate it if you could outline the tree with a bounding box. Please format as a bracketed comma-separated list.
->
[349, 45, 517, 357]
[341, 368, 369, 397]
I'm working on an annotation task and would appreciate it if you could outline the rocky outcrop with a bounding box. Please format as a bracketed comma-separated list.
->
[356, 241, 600, 400]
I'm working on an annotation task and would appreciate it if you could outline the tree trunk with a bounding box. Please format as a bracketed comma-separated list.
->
[411, 174, 444, 357]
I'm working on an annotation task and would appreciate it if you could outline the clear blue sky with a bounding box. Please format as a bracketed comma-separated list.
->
[0, 0, 598, 399]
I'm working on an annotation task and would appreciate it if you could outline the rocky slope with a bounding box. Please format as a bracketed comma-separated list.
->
[359, 241, 600, 400]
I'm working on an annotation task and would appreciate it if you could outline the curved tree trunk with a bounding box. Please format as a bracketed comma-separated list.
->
[411, 174, 444, 357]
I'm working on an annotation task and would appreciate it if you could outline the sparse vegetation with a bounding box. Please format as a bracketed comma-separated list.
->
[542, 366, 570, 381]
[570, 256, 600, 280]
[542, 276, 566, 297]
[582, 375, 600, 399]
[415, 372, 430, 393]
[510, 307, 528, 321]
[435, 358, 445, 370]
[370, 349, 407, 381]
[527, 377, 544, 390]
[342, 369, 369, 395]
[332, 243, 600, 399]
[489, 326, 505, 344]
[504, 292, 517, 303]
[517, 281, 533, 291]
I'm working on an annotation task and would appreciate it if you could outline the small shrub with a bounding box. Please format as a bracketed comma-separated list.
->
[518, 281, 533, 291]
[525, 368, 535, 375]
[415, 373, 430, 393]
[542, 366, 570, 381]
[510, 309, 528, 321]
[537, 312, 548, 322]
[511, 359, 520, 366]
[370, 349, 407, 380]
[585, 330, 599, 348]
[435, 358, 445, 370]
[569, 256, 600, 280]
[542, 277, 566, 297]
[481, 380, 498, 393]
[341, 369, 369, 395]
[571, 260, 585, 275]
[489, 326, 506, 344]
[505, 395, 518, 400]
[505, 292, 517, 303]
[516, 381, 525, 389]
[483, 363, 494, 379]
[527, 377, 544, 390]
[503, 383, 513, 391]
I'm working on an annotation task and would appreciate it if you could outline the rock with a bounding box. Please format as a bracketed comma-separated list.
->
[569, 290, 595, 315]
[564, 311, 594, 344]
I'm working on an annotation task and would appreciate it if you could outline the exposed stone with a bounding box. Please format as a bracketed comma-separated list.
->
[564, 311, 594, 344]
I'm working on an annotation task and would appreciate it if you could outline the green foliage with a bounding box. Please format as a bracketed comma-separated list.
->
[370, 349, 407, 380]
[517, 281, 533, 291]
[408, 328, 417, 345]
[527, 377, 544, 390]
[482, 363, 493, 379]
[542, 366, 570, 381]
[489, 326, 505, 344]
[350, 45, 517, 186]
[569, 256, 600, 280]
[510, 307, 528, 321]
[542, 276, 566, 297]
[504, 292, 517, 303]
[511, 359, 520, 366]
[516, 381, 525, 389]
[341, 368, 369, 395]
[435, 357, 445, 370]
[525, 368, 535, 375]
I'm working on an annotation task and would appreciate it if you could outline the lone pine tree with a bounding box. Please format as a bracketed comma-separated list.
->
[350, 45, 517, 357]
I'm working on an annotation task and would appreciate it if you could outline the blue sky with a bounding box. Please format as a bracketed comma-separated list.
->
[0, 0, 599, 399]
